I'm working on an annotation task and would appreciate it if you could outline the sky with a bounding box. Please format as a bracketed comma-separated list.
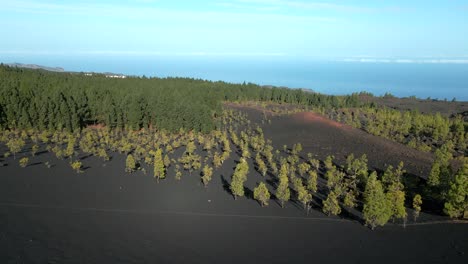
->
[1, 0, 468, 60]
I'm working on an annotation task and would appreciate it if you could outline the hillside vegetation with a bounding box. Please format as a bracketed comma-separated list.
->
[0, 65, 360, 132]
[0, 65, 466, 226]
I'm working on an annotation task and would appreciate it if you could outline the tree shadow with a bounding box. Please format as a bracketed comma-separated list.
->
[244, 186, 253, 200]
[79, 154, 93, 161]
[310, 193, 324, 209]
[269, 193, 283, 208]
[287, 189, 304, 211]
[220, 174, 232, 195]
[35, 150, 48, 156]
[265, 178, 278, 189]
[339, 207, 365, 225]
[234, 150, 242, 157]
[28, 162, 42, 167]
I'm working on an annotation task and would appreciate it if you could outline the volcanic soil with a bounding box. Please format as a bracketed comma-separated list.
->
[0, 106, 467, 263]
[227, 103, 434, 177]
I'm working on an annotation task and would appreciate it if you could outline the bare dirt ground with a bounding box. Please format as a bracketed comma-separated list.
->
[227, 104, 434, 178]
[0, 105, 467, 263]
[0, 149, 467, 264]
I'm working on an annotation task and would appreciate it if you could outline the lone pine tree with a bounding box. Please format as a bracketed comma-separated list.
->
[276, 163, 291, 208]
[307, 170, 318, 193]
[363, 172, 392, 230]
[125, 154, 136, 173]
[444, 161, 468, 218]
[297, 185, 312, 211]
[201, 164, 213, 187]
[255, 153, 267, 177]
[253, 182, 270, 207]
[412, 194, 422, 221]
[322, 190, 341, 216]
[230, 158, 249, 200]
[153, 148, 165, 183]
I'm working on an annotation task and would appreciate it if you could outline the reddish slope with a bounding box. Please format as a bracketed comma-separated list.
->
[230, 105, 433, 177]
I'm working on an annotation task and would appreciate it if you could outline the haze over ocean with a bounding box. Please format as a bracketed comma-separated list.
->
[2, 55, 467, 101]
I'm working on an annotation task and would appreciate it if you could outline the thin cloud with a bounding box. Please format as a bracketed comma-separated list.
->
[339, 57, 468, 64]
[236, 0, 401, 13]
[0, 50, 287, 57]
[215, 2, 281, 12]
[237, 0, 369, 12]
[2, 0, 337, 23]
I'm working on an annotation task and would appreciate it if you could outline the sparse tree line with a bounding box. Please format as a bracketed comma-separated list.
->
[226, 122, 466, 227]
[328, 107, 467, 156]
[0, 109, 237, 177]
[225, 101, 467, 159]
[225, 102, 466, 221]
[0, 108, 466, 229]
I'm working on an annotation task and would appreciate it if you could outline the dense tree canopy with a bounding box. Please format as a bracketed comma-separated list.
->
[0, 65, 361, 132]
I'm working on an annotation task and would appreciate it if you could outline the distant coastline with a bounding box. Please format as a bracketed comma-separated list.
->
[5, 62, 65, 72]
[3, 59, 468, 101]
[4, 62, 126, 78]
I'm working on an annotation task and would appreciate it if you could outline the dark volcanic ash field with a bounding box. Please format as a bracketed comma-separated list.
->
[0, 106, 467, 264]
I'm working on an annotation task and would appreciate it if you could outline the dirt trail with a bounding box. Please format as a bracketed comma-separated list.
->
[292, 112, 351, 130]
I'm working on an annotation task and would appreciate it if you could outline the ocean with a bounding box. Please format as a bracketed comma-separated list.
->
[2, 55, 468, 101]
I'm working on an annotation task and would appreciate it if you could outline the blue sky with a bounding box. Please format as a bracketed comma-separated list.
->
[1, 0, 468, 59]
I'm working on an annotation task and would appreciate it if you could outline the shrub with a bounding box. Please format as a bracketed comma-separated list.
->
[253, 182, 270, 207]
[70, 160, 83, 173]
[19, 157, 29, 168]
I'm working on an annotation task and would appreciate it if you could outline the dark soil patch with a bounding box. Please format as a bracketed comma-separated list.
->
[229, 105, 434, 178]
[0, 150, 467, 264]
[0, 108, 466, 263]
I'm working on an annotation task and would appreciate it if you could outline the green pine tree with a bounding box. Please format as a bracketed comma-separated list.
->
[412, 194, 422, 221]
[428, 161, 441, 186]
[363, 172, 392, 230]
[153, 149, 165, 183]
[297, 185, 312, 211]
[125, 154, 136, 173]
[386, 186, 407, 224]
[443, 162, 468, 218]
[276, 164, 291, 208]
[19, 157, 29, 168]
[322, 190, 341, 216]
[230, 158, 249, 200]
[253, 182, 271, 207]
[307, 170, 318, 193]
[201, 164, 213, 187]
[255, 153, 267, 177]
